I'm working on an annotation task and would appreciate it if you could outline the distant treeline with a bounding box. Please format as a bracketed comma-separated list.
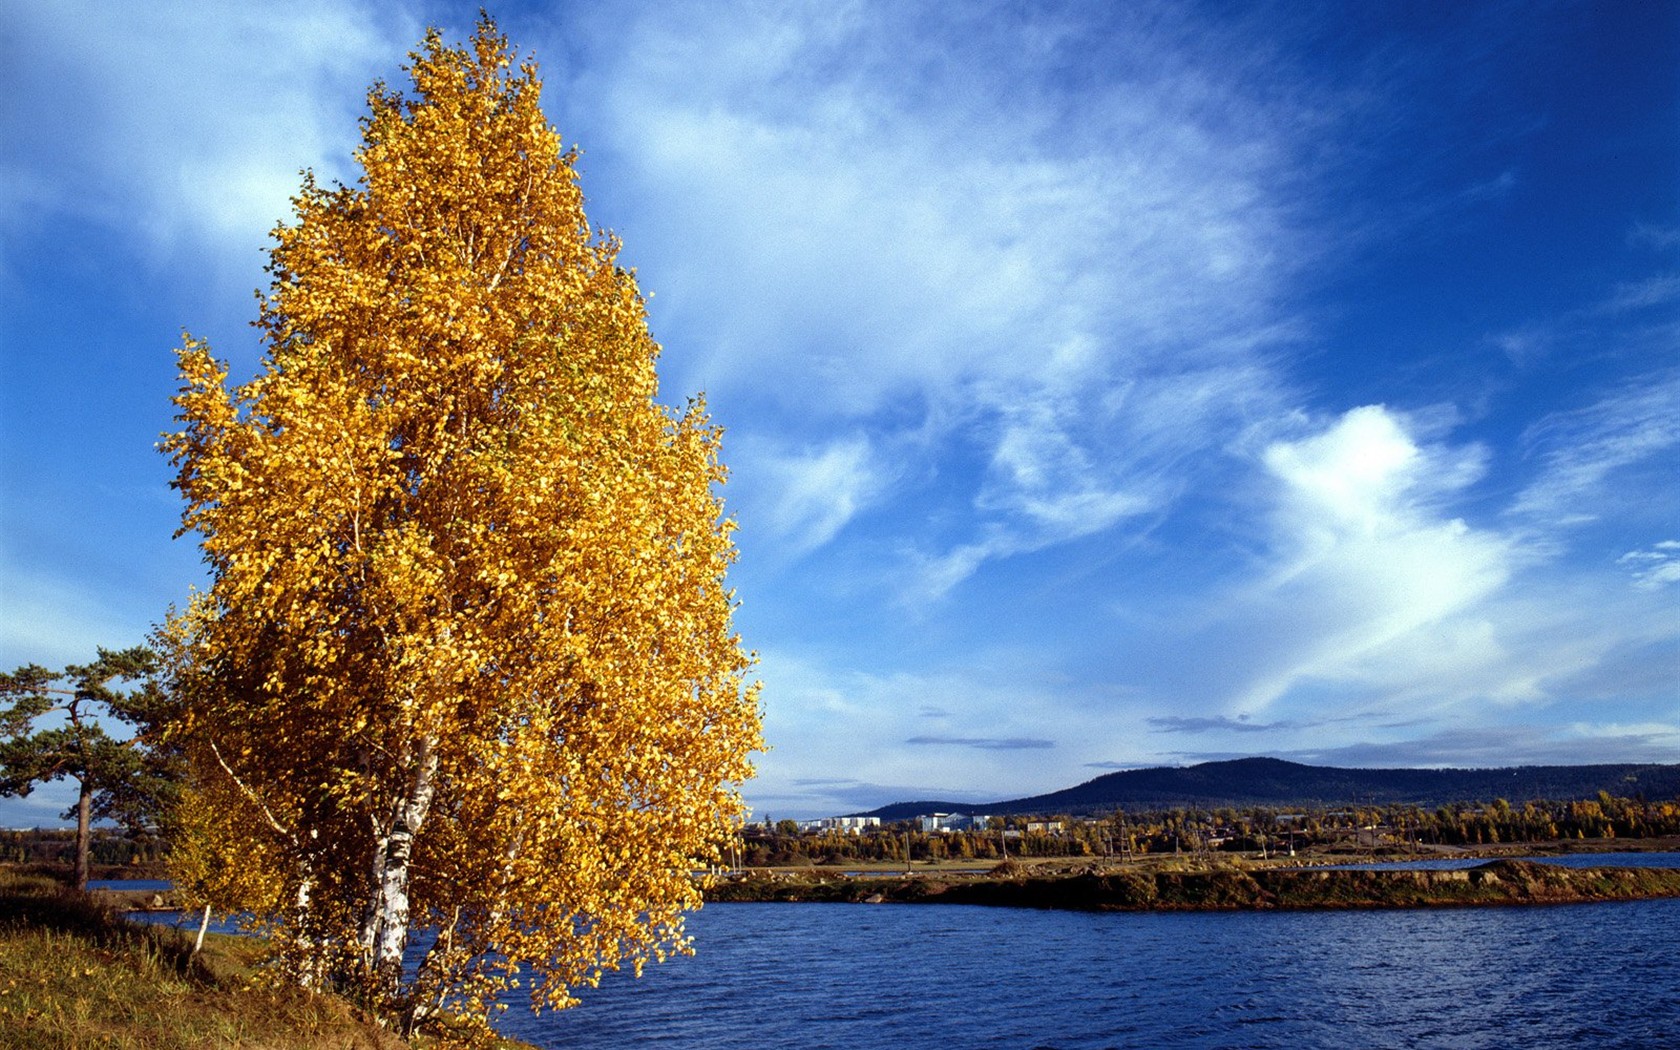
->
[0, 828, 167, 870]
[748, 793, 1680, 866]
[7, 792, 1674, 875]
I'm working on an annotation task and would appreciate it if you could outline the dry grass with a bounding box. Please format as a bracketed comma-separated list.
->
[0, 868, 534, 1050]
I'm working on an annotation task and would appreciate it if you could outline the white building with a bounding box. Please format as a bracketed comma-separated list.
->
[818, 816, 881, 834]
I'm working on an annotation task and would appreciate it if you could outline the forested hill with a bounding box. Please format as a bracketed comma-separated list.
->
[860, 758, 1680, 819]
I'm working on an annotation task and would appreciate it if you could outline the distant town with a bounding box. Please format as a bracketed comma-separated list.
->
[736, 789, 1680, 869]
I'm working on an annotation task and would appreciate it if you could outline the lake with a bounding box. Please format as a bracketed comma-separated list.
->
[499, 898, 1680, 1049]
[121, 856, 1680, 1048]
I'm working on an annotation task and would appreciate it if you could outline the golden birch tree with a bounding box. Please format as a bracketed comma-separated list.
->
[162, 18, 761, 1036]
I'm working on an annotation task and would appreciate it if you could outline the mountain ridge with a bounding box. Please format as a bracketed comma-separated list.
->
[856, 757, 1680, 820]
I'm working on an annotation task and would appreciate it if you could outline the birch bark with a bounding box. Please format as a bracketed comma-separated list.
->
[366, 736, 440, 995]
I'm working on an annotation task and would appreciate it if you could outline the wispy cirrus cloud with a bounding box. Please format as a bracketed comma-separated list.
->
[1600, 273, 1680, 314]
[1628, 223, 1680, 250]
[1509, 370, 1680, 531]
[1275, 723, 1680, 769]
[1, 1, 415, 272]
[548, 1, 1322, 581]
[1619, 542, 1680, 591]
[738, 435, 885, 557]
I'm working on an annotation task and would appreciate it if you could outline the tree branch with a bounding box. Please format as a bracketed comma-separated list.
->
[208, 738, 297, 845]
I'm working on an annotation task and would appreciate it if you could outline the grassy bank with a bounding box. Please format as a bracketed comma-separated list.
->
[706, 857, 1680, 911]
[0, 868, 536, 1050]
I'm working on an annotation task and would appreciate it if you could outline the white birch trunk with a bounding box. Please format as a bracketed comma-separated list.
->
[193, 904, 212, 955]
[293, 876, 317, 988]
[369, 736, 440, 995]
[360, 810, 392, 960]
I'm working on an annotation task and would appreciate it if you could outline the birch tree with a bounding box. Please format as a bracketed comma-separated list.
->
[163, 18, 761, 1036]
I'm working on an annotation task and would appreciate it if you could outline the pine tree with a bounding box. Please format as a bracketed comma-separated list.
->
[0, 647, 169, 890]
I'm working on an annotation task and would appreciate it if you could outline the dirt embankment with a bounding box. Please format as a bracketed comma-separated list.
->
[705, 859, 1680, 911]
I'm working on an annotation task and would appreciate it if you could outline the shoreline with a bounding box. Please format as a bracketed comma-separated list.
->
[65, 839, 1680, 915]
[704, 857, 1680, 911]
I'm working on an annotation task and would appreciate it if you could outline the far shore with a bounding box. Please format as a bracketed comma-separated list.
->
[739, 833, 1680, 875]
[702, 839, 1680, 912]
[48, 835, 1680, 915]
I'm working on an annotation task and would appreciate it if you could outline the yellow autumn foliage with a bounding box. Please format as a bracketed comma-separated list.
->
[161, 16, 761, 1037]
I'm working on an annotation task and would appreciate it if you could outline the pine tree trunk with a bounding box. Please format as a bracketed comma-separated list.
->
[74, 780, 92, 892]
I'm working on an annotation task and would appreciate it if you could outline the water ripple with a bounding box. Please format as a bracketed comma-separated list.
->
[490, 899, 1680, 1049]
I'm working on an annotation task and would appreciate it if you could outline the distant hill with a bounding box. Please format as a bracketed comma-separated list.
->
[859, 758, 1680, 819]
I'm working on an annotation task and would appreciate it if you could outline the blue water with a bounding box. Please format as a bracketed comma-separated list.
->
[114, 857, 1680, 1048]
[500, 899, 1680, 1050]
[89, 878, 173, 891]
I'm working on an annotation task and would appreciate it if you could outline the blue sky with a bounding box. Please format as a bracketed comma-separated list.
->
[2, 1, 1676, 825]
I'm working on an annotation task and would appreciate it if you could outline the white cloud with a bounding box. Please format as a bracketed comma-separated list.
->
[1264, 405, 1431, 531]
[968, 398, 1161, 549]
[555, 1, 1314, 590]
[1510, 370, 1680, 529]
[905, 534, 1011, 605]
[1629, 223, 1680, 251]
[743, 436, 882, 555]
[2, 2, 416, 271]
[1492, 327, 1552, 367]
[1213, 406, 1514, 712]
[1113, 397, 1680, 747]
[1601, 273, 1680, 313]
[1620, 541, 1680, 591]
